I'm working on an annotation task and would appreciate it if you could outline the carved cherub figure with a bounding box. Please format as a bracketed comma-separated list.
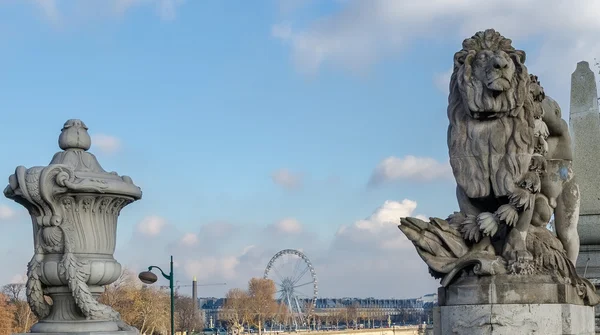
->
[538, 96, 580, 264]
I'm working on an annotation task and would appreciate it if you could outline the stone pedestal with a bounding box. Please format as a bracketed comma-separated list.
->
[576, 244, 600, 331]
[435, 303, 594, 335]
[435, 275, 596, 334]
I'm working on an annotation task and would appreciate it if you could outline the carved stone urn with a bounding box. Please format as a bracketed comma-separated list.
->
[4, 119, 142, 334]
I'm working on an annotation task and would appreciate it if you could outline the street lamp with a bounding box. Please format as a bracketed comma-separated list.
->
[139, 255, 175, 335]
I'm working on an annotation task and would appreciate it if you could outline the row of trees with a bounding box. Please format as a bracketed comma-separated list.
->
[0, 283, 36, 335]
[277, 302, 423, 329]
[219, 280, 429, 334]
[0, 272, 430, 334]
[0, 269, 203, 335]
[98, 268, 204, 334]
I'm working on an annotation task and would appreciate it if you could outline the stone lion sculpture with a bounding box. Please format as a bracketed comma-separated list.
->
[446, 29, 535, 262]
[399, 29, 596, 304]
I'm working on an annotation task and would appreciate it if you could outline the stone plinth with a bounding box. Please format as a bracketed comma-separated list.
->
[439, 275, 589, 306]
[435, 304, 594, 335]
[435, 275, 596, 334]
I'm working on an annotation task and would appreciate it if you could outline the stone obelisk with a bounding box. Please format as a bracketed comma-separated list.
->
[571, 60, 600, 332]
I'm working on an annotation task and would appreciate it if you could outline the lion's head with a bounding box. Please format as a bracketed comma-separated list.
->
[448, 29, 535, 199]
[452, 29, 529, 120]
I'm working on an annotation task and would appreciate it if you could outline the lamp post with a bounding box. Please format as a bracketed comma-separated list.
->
[139, 255, 175, 335]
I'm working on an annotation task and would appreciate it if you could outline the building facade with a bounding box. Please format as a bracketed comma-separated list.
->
[198, 294, 438, 328]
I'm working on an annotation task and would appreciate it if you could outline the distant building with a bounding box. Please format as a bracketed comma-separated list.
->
[198, 297, 225, 328]
[197, 294, 437, 327]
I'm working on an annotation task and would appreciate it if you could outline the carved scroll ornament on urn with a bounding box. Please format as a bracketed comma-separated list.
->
[4, 119, 142, 333]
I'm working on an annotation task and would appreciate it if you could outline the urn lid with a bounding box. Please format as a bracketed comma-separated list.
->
[5, 119, 142, 200]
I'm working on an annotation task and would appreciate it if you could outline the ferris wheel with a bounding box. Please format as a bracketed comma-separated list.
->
[264, 249, 318, 329]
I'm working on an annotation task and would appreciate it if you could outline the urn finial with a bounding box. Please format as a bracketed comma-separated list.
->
[58, 119, 92, 151]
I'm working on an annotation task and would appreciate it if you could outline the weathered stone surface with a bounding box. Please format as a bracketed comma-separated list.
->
[438, 275, 587, 306]
[436, 303, 594, 335]
[570, 61, 600, 219]
[432, 307, 441, 335]
[4, 120, 142, 333]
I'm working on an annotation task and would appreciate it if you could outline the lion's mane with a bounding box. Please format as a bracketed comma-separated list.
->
[448, 29, 536, 199]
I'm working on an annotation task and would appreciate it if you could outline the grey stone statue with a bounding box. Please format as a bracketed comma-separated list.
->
[399, 29, 598, 307]
[4, 119, 142, 334]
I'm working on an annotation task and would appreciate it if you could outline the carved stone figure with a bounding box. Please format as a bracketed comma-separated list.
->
[4, 119, 142, 334]
[398, 29, 598, 308]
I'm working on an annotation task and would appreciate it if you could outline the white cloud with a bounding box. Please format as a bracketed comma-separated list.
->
[91, 134, 122, 155]
[184, 256, 239, 281]
[136, 215, 167, 236]
[271, 168, 303, 190]
[369, 155, 452, 186]
[240, 245, 256, 256]
[272, 0, 600, 83]
[181, 233, 198, 246]
[333, 199, 428, 252]
[9, 274, 27, 284]
[268, 218, 303, 235]
[113, 200, 437, 298]
[325, 199, 436, 296]
[0, 204, 17, 221]
[336, 199, 418, 238]
[200, 221, 235, 239]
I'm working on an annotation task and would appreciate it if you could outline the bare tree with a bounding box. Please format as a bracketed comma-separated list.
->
[2, 283, 36, 333]
[224, 287, 250, 331]
[303, 301, 316, 330]
[99, 268, 141, 327]
[135, 286, 170, 334]
[99, 269, 170, 334]
[331, 303, 344, 328]
[0, 293, 16, 335]
[1, 284, 25, 302]
[175, 295, 204, 333]
[247, 278, 277, 335]
[274, 301, 290, 330]
[345, 303, 358, 328]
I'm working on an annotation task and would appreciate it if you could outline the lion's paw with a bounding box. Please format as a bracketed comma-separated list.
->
[459, 214, 481, 243]
[509, 187, 534, 210]
[496, 204, 518, 227]
[477, 212, 499, 237]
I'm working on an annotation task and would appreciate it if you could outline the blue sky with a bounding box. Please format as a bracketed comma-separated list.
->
[1, 0, 599, 299]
